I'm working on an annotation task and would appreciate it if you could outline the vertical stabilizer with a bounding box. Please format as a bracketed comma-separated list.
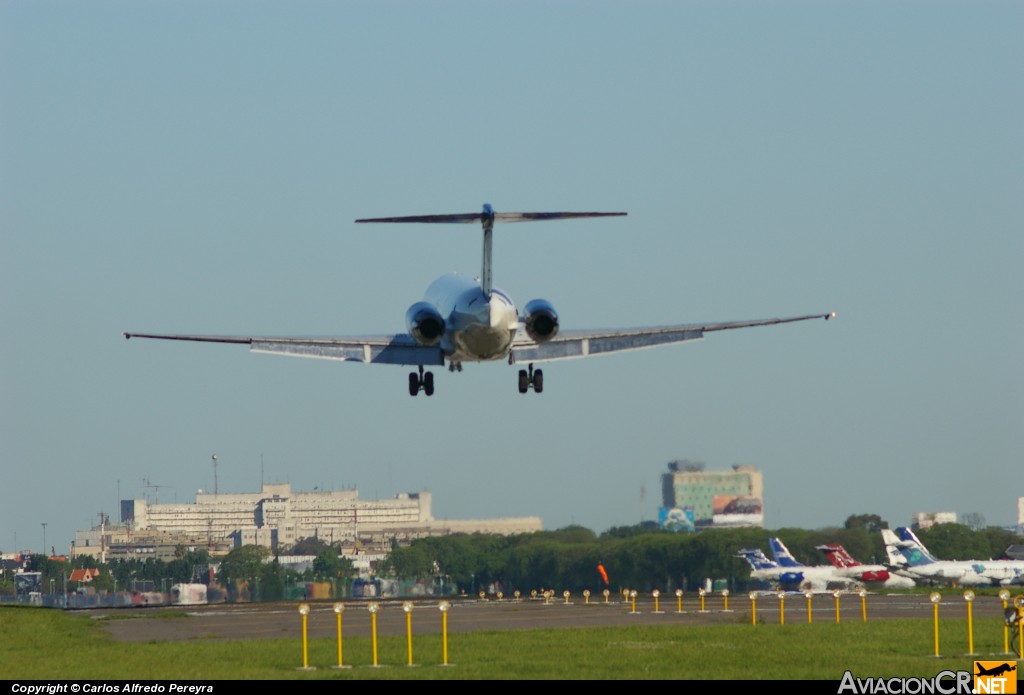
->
[881, 529, 909, 567]
[769, 537, 804, 567]
[738, 548, 778, 570]
[895, 527, 938, 561]
[480, 203, 494, 295]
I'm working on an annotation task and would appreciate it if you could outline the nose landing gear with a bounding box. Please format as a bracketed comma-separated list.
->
[408, 366, 435, 396]
[518, 363, 544, 394]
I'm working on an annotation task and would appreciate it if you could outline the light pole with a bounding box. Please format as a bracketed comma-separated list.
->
[41, 522, 47, 556]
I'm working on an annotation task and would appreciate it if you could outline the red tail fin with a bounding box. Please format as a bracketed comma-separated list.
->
[818, 544, 858, 568]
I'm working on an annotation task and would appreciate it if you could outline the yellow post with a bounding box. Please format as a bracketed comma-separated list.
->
[999, 589, 1010, 654]
[963, 590, 975, 656]
[930, 592, 941, 657]
[833, 591, 842, 624]
[583, 589, 591, 604]
[629, 589, 638, 614]
[675, 588, 683, 613]
[297, 603, 314, 671]
[777, 591, 785, 625]
[722, 589, 730, 612]
[805, 591, 813, 624]
[1015, 596, 1024, 660]
[652, 589, 661, 613]
[403, 601, 415, 666]
[698, 588, 706, 612]
[331, 603, 350, 669]
[859, 590, 867, 622]
[603, 589, 610, 604]
[368, 602, 380, 667]
[563, 590, 571, 605]
[438, 601, 451, 666]
[749, 592, 757, 625]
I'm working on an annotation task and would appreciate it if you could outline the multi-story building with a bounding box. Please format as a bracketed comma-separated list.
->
[659, 460, 764, 531]
[72, 483, 541, 559]
[912, 511, 957, 529]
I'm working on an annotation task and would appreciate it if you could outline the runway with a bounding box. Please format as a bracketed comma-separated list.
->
[93, 592, 1019, 643]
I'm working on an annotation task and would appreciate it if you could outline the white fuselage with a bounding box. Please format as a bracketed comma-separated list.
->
[424, 274, 519, 363]
[897, 560, 1023, 587]
[749, 566, 862, 592]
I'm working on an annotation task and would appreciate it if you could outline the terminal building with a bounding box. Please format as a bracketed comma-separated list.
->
[72, 483, 542, 561]
[659, 460, 764, 531]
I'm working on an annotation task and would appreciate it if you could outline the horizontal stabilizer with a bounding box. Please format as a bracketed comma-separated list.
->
[356, 211, 627, 224]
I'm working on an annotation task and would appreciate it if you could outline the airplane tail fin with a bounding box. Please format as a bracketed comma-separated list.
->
[817, 544, 858, 568]
[355, 206, 626, 295]
[883, 528, 933, 566]
[738, 548, 777, 570]
[895, 527, 937, 561]
[769, 537, 804, 568]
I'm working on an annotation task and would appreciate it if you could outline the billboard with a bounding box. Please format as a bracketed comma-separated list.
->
[15, 572, 41, 597]
[711, 495, 764, 527]
[658, 506, 696, 532]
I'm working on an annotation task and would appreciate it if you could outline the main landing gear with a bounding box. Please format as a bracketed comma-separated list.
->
[408, 366, 434, 396]
[518, 363, 543, 394]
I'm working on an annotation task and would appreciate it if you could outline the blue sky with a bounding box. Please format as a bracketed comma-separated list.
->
[2, 1, 1021, 555]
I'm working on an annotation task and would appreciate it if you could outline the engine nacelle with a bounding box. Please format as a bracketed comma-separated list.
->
[522, 299, 559, 342]
[405, 301, 445, 347]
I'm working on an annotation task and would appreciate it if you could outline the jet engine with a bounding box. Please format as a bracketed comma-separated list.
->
[522, 299, 559, 342]
[405, 301, 445, 347]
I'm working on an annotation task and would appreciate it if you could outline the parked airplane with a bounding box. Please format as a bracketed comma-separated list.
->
[123, 204, 834, 395]
[737, 544, 859, 592]
[887, 527, 1024, 587]
[816, 543, 916, 589]
[767, 537, 868, 591]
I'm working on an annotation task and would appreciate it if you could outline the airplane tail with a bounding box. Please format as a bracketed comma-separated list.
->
[355, 205, 626, 295]
[880, 529, 908, 567]
[769, 537, 804, 568]
[895, 527, 938, 561]
[883, 528, 933, 567]
[817, 544, 858, 568]
[737, 548, 778, 571]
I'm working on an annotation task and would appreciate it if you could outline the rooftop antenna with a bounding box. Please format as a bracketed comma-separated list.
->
[211, 454, 218, 497]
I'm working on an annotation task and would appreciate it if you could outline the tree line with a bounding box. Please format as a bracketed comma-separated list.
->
[379, 518, 1022, 594]
[4, 518, 1019, 598]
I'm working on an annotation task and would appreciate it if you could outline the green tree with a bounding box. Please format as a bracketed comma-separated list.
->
[289, 536, 330, 556]
[218, 545, 271, 585]
[844, 514, 888, 534]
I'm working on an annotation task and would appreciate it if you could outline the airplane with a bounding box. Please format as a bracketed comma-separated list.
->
[975, 663, 1016, 678]
[767, 537, 868, 591]
[816, 543, 916, 589]
[886, 526, 1024, 587]
[737, 543, 860, 592]
[123, 204, 835, 396]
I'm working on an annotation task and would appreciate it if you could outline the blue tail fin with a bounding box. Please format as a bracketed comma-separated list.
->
[769, 537, 804, 567]
[895, 527, 938, 562]
[737, 548, 777, 570]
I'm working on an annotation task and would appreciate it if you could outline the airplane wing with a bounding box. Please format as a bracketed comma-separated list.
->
[122, 332, 445, 366]
[509, 312, 835, 364]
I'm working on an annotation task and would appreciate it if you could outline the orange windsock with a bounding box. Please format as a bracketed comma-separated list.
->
[597, 564, 609, 585]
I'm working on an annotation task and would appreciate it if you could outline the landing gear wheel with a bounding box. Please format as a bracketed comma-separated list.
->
[534, 369, 544, 393]
[408, 372, 420, 397]
[423, 371, 435, 396]
[518, 370, 529, 394]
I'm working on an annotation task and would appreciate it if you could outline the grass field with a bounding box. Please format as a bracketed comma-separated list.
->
[0, 606, 1019, 680]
